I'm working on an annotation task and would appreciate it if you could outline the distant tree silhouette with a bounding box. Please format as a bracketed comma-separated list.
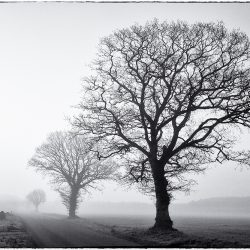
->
[27, 189, 46, 212]
[73, 20, 250, 230]
[28, 131, 116, 218]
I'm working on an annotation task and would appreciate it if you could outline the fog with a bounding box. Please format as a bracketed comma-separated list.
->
[3, 194, 250, 220]
[0, 2, 250, 210]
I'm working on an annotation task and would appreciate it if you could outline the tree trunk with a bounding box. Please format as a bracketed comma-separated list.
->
[151, 160, 173, 230]
[68, 187, 79, 218]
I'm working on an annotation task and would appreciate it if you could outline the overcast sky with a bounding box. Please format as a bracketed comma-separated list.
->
[0, 2, 250, 205]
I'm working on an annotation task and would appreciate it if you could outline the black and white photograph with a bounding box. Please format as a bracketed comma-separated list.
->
[0, 1, 250, 248]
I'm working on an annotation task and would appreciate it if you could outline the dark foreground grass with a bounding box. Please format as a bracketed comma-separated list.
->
[85, 214, 250, 248]
[0, 214, 34, 247]
[111, 226, 245, 248]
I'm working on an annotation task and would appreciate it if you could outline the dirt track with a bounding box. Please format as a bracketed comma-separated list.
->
[19, 213, 139, 247]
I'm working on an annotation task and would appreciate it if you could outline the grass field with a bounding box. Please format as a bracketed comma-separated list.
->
[0, 213, 34, 247]
[84, 214, 250, 246]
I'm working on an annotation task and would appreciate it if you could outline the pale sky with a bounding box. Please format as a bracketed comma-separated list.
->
[0, 2, 250, 205]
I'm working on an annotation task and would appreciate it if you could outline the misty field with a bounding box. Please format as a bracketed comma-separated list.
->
[0, 213, 34, 247]
[84, 214, 250, 246]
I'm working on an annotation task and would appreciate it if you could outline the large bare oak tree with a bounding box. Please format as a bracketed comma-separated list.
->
[29, 131, 116, 218]
[73, 20, 250, 229]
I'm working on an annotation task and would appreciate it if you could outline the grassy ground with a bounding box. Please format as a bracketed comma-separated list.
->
[0, 213, 34, 247]
[173, 215, 250, 245]
[84, 214, 250, 247]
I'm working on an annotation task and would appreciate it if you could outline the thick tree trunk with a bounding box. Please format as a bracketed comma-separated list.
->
[151, 161, 173, 230]
[68, 187, 79, 218]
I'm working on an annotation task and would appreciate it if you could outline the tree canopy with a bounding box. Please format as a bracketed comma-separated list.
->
[29, 131, 116, 217]
[74, 20, 250, 229]
[27, 189, 46, 212]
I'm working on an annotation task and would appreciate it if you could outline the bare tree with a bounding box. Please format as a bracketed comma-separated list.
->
[27, 189, 46, 212]
[73, 20, 250, 230]
[28, 131, 116, 218]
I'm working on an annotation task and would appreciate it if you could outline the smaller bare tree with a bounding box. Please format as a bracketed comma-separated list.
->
[28, 131, 116, 218]
[27, 189, 46, 212]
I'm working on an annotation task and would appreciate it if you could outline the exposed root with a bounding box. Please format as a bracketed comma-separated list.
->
[148, 225, 179, 233]
[67, 215, 80, 219]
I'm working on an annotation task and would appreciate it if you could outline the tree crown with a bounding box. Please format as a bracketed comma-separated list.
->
[29, 131, 116, 191]
[27, 189, 46, 206]
[74, 20, 250, 192]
